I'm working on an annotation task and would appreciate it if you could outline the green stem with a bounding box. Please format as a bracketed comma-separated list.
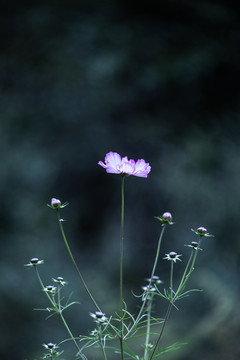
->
[175, 238, 202, 299]
[35, 267, 56, 307]
[124, 225, 166, 340]
[143, 297, 153, 360]
[98, 326, 108, 360]
[170, 261, 174, 302]
[150, 225, 166, 281]
[56, 210, 101, 312]
[119, 176, 125, 360]
[57, 284, 61, 312]
[59, 311, 81, 353]
[149, 303, 173, 360]
[174, 250, 193, 300]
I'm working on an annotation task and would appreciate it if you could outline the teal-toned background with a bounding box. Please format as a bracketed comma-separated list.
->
[1, 0, 240, 359]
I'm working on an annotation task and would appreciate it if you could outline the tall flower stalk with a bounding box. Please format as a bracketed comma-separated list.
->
[119, 176, 125, 360]
[49, 199, 101, 313]
[98, 151, 151, 360]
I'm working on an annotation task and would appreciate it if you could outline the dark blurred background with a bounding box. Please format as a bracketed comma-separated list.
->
[1, 0, 240, 359]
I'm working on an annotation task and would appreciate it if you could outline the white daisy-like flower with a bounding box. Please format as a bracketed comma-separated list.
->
[24, 258, 44, 267]
[90, 311, 108, 324]
[163, 252, 182, 263]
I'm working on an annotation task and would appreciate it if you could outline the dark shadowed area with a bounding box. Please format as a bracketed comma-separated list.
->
[0, 0, 240, 359]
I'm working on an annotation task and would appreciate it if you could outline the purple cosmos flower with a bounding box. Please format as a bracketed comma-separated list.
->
[98, 152, 151, 178]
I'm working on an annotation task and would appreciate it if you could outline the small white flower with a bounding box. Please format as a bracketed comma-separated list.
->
[145, 275, 163, 285]
[90, 311, 108, 324]
[43, 285, 57, 294]
[42, 342, 58, 350]
[24, 258, 44, 267]
[53, 276, 67, 286]
[163, 252, 182, 263]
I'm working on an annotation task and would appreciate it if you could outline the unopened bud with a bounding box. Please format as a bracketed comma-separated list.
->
[51, 198, 61, 208]
[162, 212, 172, 222]
[169, 251, 177, 258]
[197, 227, 207, 235]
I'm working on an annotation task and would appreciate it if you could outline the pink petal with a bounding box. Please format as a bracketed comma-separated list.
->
[121, 160, 135, 175]
[105, 152, 122, 166]
[121, 156, 129, 164]
[103, 152, 122, 174]
[98, 161, 107, 169]
[133, 159, 151, 178]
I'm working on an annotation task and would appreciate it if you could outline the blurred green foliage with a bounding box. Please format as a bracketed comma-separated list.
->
[0, 0, 240, 359]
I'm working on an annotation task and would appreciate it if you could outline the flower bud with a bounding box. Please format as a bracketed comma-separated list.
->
[51, 198, 61, 208]
[197, 227, 207, 235]
[47, 343, 54, 349]
[162, 212, 172, 222]
[57, 276, 64, 282]
[169, 252, 177, 258]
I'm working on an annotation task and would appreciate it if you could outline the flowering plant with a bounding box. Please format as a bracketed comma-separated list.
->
[25, 151, 213, 360]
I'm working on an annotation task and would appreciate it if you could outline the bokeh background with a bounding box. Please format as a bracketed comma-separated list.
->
[1, 0, 240, 359]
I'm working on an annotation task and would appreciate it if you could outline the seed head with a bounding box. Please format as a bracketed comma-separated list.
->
[25, 258, 44, 267]
[31, 258, 39, 264]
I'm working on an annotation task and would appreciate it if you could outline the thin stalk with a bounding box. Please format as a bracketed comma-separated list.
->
[148, 259, 174, 359]
[35, 267, 55, 307]
[149, 303, 172, 360]
[119, 176, 125, 360]
[98, 326, 108, 360]
[150, 225, 166, 281]
[170, 261, 174, 302]
[174, 250, 194, 300]
[56, 210, 101, 312]
[175, 238, 202, 298]
[59, 311, 81, 353]
[189, 238, 202, 272]
[124, 225, 166, 339]
[57, 284, 61, 312]
[143, 297, 153, 360]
